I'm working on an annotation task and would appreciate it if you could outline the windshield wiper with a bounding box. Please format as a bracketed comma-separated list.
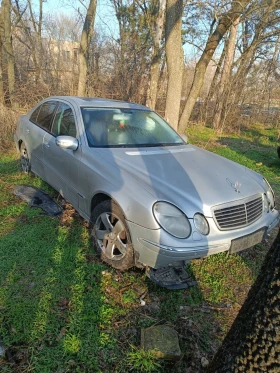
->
[141, 142, 184, 147]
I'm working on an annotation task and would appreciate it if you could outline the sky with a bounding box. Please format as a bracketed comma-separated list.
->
[43, 0, 119, 39]
[41, 0, 205, 60]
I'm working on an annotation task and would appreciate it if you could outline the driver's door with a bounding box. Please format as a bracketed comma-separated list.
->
[43, 101, 81, 208]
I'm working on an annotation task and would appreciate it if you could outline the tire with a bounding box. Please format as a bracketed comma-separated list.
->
[277, 146, 280, 159]
[90, 200, 134, 270]
[20, 142, 31, 174]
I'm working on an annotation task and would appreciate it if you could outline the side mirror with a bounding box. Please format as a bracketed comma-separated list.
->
[56, 136, 78, 151]
[181, 134, 188, 143]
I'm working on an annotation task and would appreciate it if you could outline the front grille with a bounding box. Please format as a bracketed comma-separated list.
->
[213, 195, 263, 230]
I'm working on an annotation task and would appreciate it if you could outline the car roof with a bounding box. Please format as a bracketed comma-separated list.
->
[47, 96, 151, 111]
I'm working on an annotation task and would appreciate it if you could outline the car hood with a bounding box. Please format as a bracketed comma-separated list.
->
[98, 144, 265, 217]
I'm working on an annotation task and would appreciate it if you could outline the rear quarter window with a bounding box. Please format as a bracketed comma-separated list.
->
[31, 101, 57, 132]
[30, 106, 41, 122]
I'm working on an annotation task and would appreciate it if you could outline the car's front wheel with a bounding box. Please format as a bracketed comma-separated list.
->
[20, 142, 31, 174]
[90, 200, 134, 270]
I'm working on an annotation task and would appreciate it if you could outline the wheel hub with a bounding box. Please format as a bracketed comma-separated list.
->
[20, 146, 29, 173]
[109, 232, 116, 240]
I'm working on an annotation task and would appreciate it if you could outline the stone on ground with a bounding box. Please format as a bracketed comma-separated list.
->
[141, 325, 181, 360]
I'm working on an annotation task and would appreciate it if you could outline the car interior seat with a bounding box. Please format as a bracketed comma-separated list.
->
[83, 111, 108, 146]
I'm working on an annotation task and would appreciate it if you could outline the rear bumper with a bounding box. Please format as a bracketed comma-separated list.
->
[127, 212, 279, 269]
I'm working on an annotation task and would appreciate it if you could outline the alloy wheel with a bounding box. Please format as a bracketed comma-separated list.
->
[20, 145, 29, 173]
[95, 212, 128, 261]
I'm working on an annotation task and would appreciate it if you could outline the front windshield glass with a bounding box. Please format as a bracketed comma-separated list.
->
[81, 108, 185, 147]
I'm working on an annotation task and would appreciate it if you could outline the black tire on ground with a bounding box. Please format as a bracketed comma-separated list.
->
[90, 200, 134, 270]
[20, 142, 31, 174]
[277, 146, 280, 159]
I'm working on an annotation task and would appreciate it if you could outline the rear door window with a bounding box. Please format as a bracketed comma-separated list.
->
[52, 103, 77, 138]
[35, 101, 57, 132]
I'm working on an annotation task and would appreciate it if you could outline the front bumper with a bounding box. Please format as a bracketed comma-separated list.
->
[127, 210, 279, 269]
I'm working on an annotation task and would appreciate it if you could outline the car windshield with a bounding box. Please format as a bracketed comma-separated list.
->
[81, 108, 185, 147]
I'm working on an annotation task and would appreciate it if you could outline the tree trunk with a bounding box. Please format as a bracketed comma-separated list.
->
[0, 5, 4, 104]
[2, 0, 15, 106]
[0, 40, 4, 104]
[202, 41, 226, 123]
[77, 0, 97, 96]
[36, 0, 43, 83]
[12, 1, 41, 86]
[208, 227, 280, 372]
[230, 43, 257, 107]
[112, 0, 128, 100]
[178, 0, 249, 132]
[147, 50, 161, 110]
[261, 34, 280, 108]
[165, 0, 184, 131]
[206, 43, 226, 105]
[212, 17, 239, 131]
[146, 0, 166, 110]
[217, 1, 278, 121]
[26, 0, 44, 84]
[242, 20, 250, 52]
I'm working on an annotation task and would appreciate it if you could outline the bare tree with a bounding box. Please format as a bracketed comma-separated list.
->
[77, 0, 97, 96]
[0, 5, 4, 103]
[212, 16, 240, 131]
[2, 0, 16, 105]
[212, 1, 280, 128]
[261, 34, 280, 109]
[206, 45, 226, 104]
[178, 0, 250, 132]
[12, 0, 45, 85]
[231, 2, 280, 104]
[202, 43, 226, 123]
[145, 0, 166, 110]
[165, 0, 184, 130]
[43, 14, 81, 93]
[110, 0, 151, 102]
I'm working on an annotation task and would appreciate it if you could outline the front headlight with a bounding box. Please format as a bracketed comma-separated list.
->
[263, 178, 275, 210]
[153, 202, 191, 239]
[194, 213, 209, 235]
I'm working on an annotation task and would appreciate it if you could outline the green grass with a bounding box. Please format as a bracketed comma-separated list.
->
[125, 346, 161, 373]
[0, 123, 279, 372]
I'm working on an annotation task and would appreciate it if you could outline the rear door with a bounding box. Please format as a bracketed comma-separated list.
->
[43, 101, 82, 208]
[26, 101, 57, 179]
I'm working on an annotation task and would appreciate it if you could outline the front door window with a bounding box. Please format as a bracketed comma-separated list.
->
[52, 103, 77, 138]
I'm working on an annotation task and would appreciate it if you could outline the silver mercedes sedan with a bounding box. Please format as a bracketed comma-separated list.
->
[14, 96, 279, 272]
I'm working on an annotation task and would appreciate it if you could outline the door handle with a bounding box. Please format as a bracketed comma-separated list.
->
[44, 143, 50, 148]
[26, 128, 30, 134]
